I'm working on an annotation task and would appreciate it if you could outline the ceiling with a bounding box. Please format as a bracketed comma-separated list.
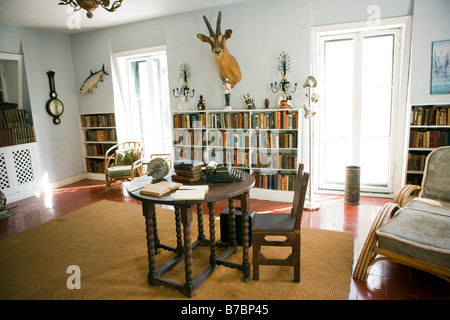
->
[0, 0, 252, 34]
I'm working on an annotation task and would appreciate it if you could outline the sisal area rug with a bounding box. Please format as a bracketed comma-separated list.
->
[0, 200, 354, 300]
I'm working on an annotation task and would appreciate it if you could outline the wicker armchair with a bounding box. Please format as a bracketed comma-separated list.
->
[105, 141, 145, 187]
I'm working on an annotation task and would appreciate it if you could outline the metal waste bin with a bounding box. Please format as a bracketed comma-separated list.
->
[345, 166, 360, 205]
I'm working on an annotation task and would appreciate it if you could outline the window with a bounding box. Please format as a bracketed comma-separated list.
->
[113, 47, 171, 157]
[312, 17, 412, 194]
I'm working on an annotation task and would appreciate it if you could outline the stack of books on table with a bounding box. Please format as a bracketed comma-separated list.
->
[172, 160, 205, 182]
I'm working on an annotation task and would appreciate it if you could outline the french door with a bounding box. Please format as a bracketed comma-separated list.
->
[317, 28, 402, 193]
[113, 47, 172, 156]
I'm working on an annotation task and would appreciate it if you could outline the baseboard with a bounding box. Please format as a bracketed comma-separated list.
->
[49, 173, 88, 190]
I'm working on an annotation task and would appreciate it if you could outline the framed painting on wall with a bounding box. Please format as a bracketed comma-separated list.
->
[431, 39, 450, 95]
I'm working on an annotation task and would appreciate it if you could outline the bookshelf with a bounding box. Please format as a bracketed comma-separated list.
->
[172, 109, 300, 201]
[0, 109, 36, 147]
[79, 112, 117, 178]
[407, 104, 449, 185]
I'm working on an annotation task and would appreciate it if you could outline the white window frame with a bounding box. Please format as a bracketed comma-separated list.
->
[311, 16, 412, 196]
[112, 46, 172, 156]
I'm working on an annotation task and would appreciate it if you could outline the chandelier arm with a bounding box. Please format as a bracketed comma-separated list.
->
[58, 0, 82, 11]
[97, 0, 124, 12]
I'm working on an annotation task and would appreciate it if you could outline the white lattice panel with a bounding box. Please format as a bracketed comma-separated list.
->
[0, 153, 10, 190]
[0, 143, 40, 203]
[13, 149, 35, 185]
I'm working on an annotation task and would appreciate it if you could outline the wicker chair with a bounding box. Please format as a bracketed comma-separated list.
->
[353, 146, 450, 282]
[105, 141, 145, 187]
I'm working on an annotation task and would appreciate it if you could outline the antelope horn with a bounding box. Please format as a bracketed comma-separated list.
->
[216, 11, 222, 35]
[203, 15, 214, 36]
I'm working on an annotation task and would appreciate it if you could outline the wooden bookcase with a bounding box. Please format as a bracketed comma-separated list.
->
[172, 109, 300, 202]
[79, 112, 117, 178]
[406, 104, 449, 185]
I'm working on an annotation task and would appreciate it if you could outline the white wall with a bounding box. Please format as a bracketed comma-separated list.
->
[0, 23, 84, 186]
[71, 0, 311, 114]
[1, 0, 449, 189]
[409, 0, 450, 104]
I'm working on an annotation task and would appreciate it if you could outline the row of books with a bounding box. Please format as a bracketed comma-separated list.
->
[174, 148, 205, 163]
[251, 153, 298, 170]
[0, 109, 36, 147]
[2, 109, 32, 128]
[209, 112, 250, 129]
[207, 149, 250, 167]
[407, 153, 427, 171]
[174, 130, 297, 149]
[80, 113, 116, 128]
[172, 110, 299, 130]
[86, 158, 106, 173]
[173, 113, 206, 129]
[410, 105, 449, 126]
[208, 130, 250, 148]
[85, 143, 116, 157]
[409, 129, 449, 148]
[174, 130, 205, 146]
[84, 129, 117, 142]
[252, 172, 297, 191]
[253, 131, 297, 149]
[251, 111, 298, 129]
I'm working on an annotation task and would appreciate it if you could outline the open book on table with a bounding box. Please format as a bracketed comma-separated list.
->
[172, 185, 209, 201]
[139, 181, 183, 197]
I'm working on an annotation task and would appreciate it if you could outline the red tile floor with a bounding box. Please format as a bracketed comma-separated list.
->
[1, 179, 449, 300]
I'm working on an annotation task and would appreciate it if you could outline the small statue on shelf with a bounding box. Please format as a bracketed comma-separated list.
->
[244, 94, 255, 109]
[222, 78, 232, 110]
[197, 94, 206, 110]
[264, 98, 269, 109]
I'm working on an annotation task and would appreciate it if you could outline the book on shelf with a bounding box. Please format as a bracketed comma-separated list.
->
[173, 159, 204, 170]
[410, 129, 449, 148]
[172, 185, 209, 201]
[139, 181, 183, 197]
[172, 160, 205, 182]
[81, 113, 116, 127]
[0, 109, 36, 147]
[172, 173, 204, 182]
[411, 105, 449, 126]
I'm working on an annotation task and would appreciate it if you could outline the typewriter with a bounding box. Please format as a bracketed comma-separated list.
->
[205, 161, 245, 183]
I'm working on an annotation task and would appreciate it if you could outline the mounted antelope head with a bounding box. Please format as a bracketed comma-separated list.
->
[197, 11, 242, 88]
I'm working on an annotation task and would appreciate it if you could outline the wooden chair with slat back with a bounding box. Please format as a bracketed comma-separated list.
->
[252, 164, 309, 282]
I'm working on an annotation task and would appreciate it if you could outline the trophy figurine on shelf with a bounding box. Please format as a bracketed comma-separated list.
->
[197, 94, 206, 110]
[222, 78, 232, 110]
[270, 51, 298, 109]
[173, 62, 195, 110]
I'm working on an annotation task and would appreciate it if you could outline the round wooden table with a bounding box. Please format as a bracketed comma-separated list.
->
[127, 171, 255, 298]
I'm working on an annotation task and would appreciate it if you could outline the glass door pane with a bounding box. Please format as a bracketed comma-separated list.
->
[319, 37, 355, 188]
[360, 34, 395, 188]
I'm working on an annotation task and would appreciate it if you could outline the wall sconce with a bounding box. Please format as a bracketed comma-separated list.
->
[173, 62, 195, 111]
[270, 52, 297, 108]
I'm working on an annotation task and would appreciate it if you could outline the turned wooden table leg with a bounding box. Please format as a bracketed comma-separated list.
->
[174, 207, 183, 256]
[228, 198, 237, 248]
[180, 206, 195, 298]
[197, 203, 206, 243]
[152, 210, 161, 254]
[240, 193, 251, 282]
[208, 202, 217, 266]
[143, 201, 157, 285]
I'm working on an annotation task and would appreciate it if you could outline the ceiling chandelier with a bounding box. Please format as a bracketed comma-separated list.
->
[59, 0, 124, 19]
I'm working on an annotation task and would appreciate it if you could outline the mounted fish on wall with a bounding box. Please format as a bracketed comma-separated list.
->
[80, 64, 109, 94]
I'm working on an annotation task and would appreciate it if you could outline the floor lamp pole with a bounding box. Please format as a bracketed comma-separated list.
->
[303, 84, 320, 211]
